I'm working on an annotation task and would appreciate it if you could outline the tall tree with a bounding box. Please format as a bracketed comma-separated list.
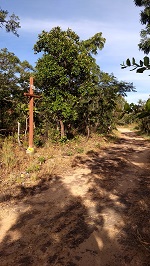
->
[34, 27, 135, 138]
[0, 7, 20, 36]
[34, 27, 106, 137]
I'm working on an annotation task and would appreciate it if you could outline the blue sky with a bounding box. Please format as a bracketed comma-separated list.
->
[1, 0, 150, 103]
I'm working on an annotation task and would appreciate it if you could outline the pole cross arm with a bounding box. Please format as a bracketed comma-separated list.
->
[24, 92, 41, 98]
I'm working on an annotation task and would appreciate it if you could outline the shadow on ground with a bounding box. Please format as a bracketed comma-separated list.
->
[0, 131, 150, 265]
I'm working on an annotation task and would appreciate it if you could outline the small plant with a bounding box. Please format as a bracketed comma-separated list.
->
[76, 147, 84, 154]
[34, 138, 44, 147]
[59, 136, 68, 143]
[66, 150, 73, 156]
[26, 164, 40, 173]
[48, 128, 60, 143]
[38, 156, 46, 164]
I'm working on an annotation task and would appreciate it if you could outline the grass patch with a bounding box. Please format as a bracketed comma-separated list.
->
[0, 132, 117, 197]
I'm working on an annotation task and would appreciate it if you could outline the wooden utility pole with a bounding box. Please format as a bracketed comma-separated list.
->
[24, 77, 41, 152]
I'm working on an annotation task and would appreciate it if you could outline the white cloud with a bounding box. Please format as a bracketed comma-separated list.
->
[125, 92, 150, 103]
[21, 17, 141, 57]
[20, 17, 149, 103]
[21, 17, 142, 62]
[20, 18, 139, 41]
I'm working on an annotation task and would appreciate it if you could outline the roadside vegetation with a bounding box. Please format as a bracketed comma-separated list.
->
[0, 129, 119, 199]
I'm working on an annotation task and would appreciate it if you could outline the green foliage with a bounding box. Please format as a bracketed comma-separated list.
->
[0, 26, 136, 139]
[119, 97, 150, 134]
[124, 102, 132, 113]
[59, 136, 68, 143]
[134, 0, 150, 54]
[66, 150, 73, 156]
[126, 59, 131, 66]
[76, 147, 84, 154]
[34, 128, 45, 147]
[145, 98, 150, 112]
[140, 116, 150, 134]
[38, 156, 46, 164]
[0, 8, 20, 36]
[34, 27, 135, 138]
[34, 27, 106, 135]
[144, 56, 149, 66]
[122, 1, 150, 73]
[26, 164, 40, 173]
[81, 32, 106, 55]
[0, 48, 34, 132]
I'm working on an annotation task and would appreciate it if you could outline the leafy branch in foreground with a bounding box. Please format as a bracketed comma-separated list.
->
[122, 0, 150, 74]
[0, 8, 20, 36]
[121, 56, 150, 73]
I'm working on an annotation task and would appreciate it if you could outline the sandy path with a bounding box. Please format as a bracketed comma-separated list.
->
[0, 128, 150, 266]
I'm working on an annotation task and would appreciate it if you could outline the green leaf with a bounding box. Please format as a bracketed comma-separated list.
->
[144, 56, 149, 67]
[139, 60, 143, 67]
[132, 57, 135, 65]
[136, 67, 146, 73]
[145, 99, 150, 112]
[126, 59, 131, 66]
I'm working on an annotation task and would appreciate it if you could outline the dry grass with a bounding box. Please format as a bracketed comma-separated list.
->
[0, 132, 114, 198]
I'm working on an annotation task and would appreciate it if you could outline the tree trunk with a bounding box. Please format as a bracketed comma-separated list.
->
[59, 120, 65, 138]
[17, 122, 21, 146]
[25, 117, 28, 140]
[86, 125, 90, 140]
[45, 121, 49, 140]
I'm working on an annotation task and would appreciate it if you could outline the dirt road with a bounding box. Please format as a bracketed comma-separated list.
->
[0, 128, 150, 266]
